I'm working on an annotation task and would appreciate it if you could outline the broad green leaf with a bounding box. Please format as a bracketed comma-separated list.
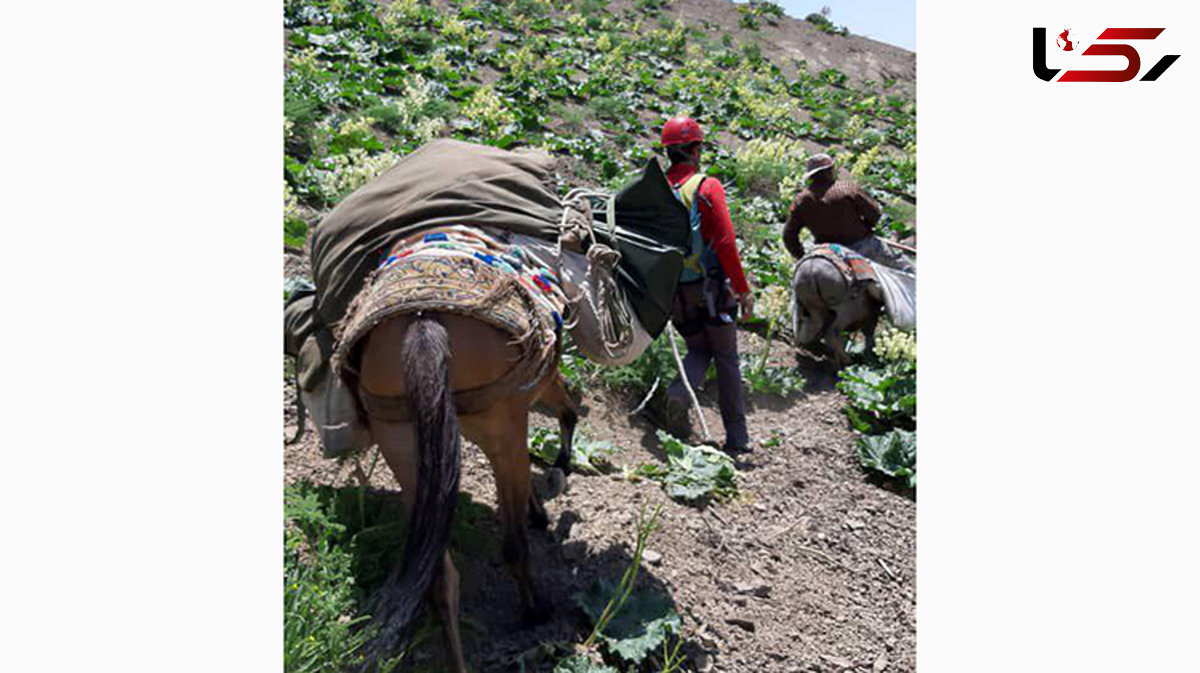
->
[553, 656, 618, 673]
[857, 429, 916, 488]
[577, 578, 682, 665]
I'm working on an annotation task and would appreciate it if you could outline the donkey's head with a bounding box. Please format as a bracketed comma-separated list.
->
[284, 284, 372, 456]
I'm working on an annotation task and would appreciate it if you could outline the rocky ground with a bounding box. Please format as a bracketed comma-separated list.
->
[284, 324, 916, 673]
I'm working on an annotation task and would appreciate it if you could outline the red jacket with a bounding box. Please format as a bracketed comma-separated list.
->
[666, 163, 750, 295]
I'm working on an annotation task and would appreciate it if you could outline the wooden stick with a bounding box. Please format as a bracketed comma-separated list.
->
[879, 238, 917, 255]
[667, 323, 712, 442]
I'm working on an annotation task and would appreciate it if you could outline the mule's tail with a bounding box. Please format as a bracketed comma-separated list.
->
[366, 315, 460, 666]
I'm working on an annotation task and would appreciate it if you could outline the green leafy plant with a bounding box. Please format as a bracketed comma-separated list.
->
[576, 505, 680, 665]
[636, 431, 738, 504]
[742, 283, 805, 396]
[558, 344, 605, 393]
[284, 485, 395, 673]
[838, 353, 917, 487]
[578, 577, 682, 665]
[837, 362, 916, 432]
[528, 426, 618, 475]
[598, 336, 679, 398]
[857, 428, 916, 488]
[742, 361, 806, 396]
[731, 137, 808, 198]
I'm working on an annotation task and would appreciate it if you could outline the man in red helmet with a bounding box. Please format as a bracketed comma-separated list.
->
[660, 116, 754, 454]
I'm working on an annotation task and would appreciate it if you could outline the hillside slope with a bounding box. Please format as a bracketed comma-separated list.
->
[285, 0, 917, 254]
[283, 1, 917, 672]
[648, 0, 914, 90]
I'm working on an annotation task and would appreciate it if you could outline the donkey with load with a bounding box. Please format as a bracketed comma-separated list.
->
[284, 139, 694, 670]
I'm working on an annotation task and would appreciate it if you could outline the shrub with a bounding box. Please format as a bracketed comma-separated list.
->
[805, 11, 850, 37]
[284, 180, 307, 248]
[284, 486, 374, 673]
[461, 84, 517, 140]
[732, 137, 808, 197]
[363, 74, 448, 143]
[314, 148, 400, 204]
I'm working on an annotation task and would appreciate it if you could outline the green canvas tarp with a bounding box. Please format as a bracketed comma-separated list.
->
[309, 139, 690, 337]
[589, 158, 691, 337]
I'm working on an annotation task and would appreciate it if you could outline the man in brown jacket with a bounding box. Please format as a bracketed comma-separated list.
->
[782, 154, 913, 272]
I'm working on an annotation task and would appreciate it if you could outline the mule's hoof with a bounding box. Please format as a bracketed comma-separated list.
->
[529, 502, 550, 531]
[546, 467, 568, 498]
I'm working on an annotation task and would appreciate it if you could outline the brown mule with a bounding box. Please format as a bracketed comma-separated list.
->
[356, 312, 577, 671]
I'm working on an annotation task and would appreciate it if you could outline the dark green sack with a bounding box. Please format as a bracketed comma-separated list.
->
[589, 159, 690, 337]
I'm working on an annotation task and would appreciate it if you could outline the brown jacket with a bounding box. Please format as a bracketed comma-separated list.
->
[782, 179, 882, 259]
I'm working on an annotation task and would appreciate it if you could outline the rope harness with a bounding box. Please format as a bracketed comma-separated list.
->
[557, 188, 635, 359]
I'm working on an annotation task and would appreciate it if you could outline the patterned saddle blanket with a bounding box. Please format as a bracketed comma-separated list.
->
[332, 226, 569, 407]
[806, 243, 878, 285]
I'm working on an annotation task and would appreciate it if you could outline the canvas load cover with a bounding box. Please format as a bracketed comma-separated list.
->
[309, 139, 691, 339]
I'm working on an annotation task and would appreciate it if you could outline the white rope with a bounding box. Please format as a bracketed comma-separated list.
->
[628, 376, 661, 417]
[556, 189, 634, 357]
[667, 322, 711, 443]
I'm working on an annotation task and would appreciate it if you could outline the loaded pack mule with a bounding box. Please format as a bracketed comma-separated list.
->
[285, 234, 579, 671]
[284, 139, 694, 670]
[792, 243, 915, 367]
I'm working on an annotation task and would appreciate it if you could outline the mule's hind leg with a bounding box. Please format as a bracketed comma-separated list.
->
[430, 551, 467, 672]
[535, 373, 579, 498]
[463, 402, 551, 626]
[824, 313, 851, 368]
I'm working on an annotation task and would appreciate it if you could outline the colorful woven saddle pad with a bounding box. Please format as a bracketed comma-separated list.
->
[333, 227, 568, 393]
[806, 243, 877, 285]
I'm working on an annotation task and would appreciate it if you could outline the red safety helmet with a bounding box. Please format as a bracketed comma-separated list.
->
[661, 117, 704, 147]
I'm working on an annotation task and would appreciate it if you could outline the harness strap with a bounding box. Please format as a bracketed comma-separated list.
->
[357, 359, 532, 423]
[675, 173, 707, 210]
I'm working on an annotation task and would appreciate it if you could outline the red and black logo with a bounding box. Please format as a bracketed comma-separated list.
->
[1033, 27, 1180, 82]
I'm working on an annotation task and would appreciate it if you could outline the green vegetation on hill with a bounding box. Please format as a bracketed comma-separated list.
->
[283, 0, 915, 251]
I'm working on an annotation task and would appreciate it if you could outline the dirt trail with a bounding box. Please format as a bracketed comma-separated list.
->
[284, 329, 915, 672]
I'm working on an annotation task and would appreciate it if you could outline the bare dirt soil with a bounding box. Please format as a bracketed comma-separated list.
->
[284, 325, 915, 673]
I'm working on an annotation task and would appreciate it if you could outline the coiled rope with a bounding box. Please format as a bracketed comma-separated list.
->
[557, 189, 635, 358]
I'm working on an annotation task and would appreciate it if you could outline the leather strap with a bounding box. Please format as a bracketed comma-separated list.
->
[357, 360, 531, 423]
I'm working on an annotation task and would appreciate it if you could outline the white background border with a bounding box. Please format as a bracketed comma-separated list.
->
[919, 1, 1198, 670]
[3, 1, 1198, 670]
